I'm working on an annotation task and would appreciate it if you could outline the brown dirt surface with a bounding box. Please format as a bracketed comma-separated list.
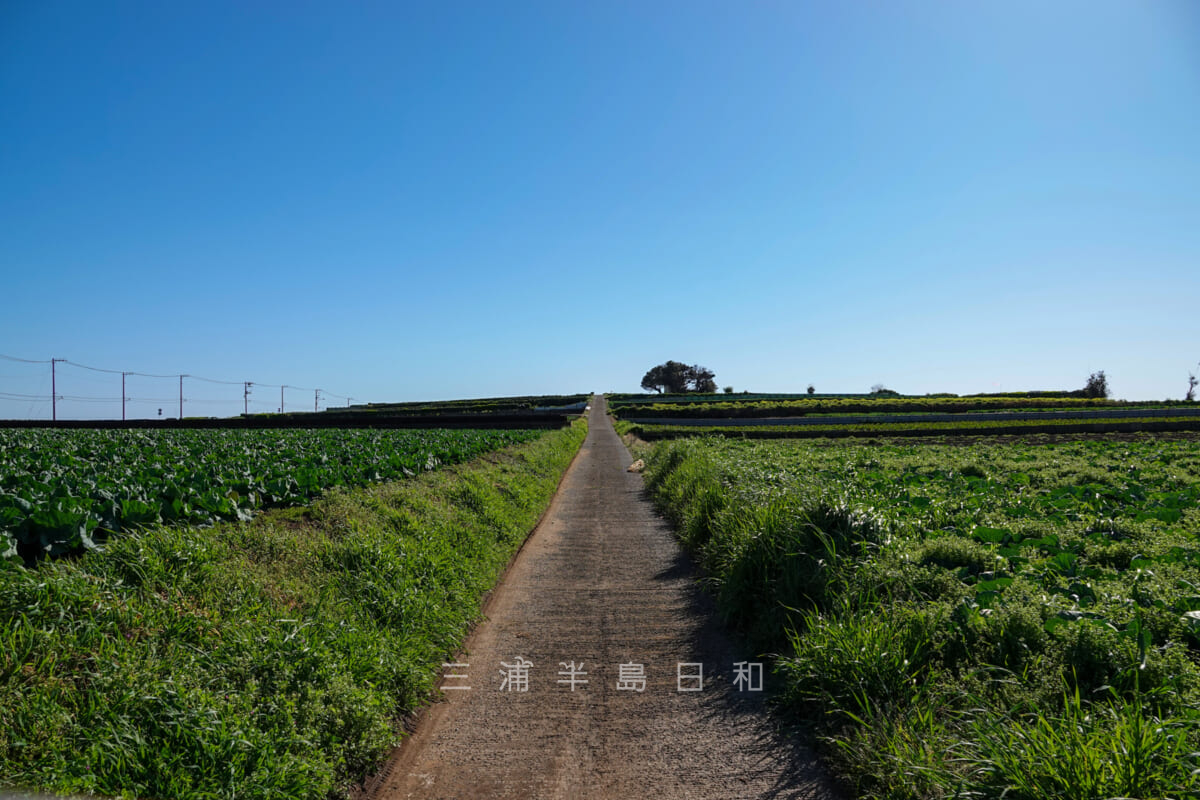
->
[364, 395, 842, 800]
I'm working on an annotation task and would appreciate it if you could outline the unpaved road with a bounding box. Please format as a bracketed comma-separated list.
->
[364, 396, 840, 800]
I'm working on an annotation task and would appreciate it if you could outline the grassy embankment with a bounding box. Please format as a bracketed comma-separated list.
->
[0, 418, 586, 800]
[640, 435, 1200, 799]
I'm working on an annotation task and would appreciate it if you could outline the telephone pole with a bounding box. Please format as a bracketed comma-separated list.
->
[122, 372, 128, 421]
[314, 389, 321, 412]
[51, 358, 63, 421]
[281, 385, 286, 414]
[179, 374, 187, 419]
[244, 382, 253, 415]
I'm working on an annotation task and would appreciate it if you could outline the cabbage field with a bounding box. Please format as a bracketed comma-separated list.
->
[0, 420, 587, 800]
[642, 435, 1200, 798]
[0, 427, 545, 562]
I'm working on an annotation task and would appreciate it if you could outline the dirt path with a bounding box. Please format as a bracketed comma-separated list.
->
[365, 396, 841, 799]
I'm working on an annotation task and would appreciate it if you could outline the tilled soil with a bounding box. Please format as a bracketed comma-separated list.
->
[365, 396, 841, 799]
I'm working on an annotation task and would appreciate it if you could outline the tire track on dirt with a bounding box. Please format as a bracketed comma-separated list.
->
[366, 395, 840, 799]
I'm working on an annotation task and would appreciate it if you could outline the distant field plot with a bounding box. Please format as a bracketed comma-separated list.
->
[0, 427, 545, 560]
[643, 436, 1200, 797]
[612, 393, 1186, 419]
[611, 390, 1200, 440]
[624, 414, 1200, 440]
[337, 393, 590, 416]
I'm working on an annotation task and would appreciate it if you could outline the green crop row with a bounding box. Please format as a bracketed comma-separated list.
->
[0, 427, 545, 562]
[607, 392, 872, 405]
[614, 395, 1184, 419]
[344, 393, 589, 415]
[0, 418, 588, 800]
[624, 415, 1200, 440]
[641, 436, 1200, 799]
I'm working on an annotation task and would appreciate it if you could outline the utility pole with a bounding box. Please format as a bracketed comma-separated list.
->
[244, 382, 252, 415]
[314, 389, 321, 413]
[347, 397, 353, 407]
[51, 358, 63, 421]
[122, 372, 127, 421]
[179, 374, 187, 419]
[280, 385, 286, 414]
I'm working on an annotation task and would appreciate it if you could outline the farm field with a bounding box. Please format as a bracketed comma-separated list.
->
[622, 414, 1200, 440]
[0, 427, 546, 562]
[610, 393, 1186, 418]
[612, 391, 1200, 441]
[640, 434, 1200, 798]
[0, 419, 587, 799]
[341, 393, 590, 415]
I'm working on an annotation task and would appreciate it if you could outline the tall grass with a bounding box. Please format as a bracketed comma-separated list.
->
[961, 685, 1199, 800]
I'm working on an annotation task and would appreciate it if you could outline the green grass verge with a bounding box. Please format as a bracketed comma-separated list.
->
[641, 436, 1200, 799]
[0, 418, 587, 800]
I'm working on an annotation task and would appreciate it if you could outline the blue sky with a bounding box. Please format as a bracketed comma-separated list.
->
[2, 1, 1197, 417]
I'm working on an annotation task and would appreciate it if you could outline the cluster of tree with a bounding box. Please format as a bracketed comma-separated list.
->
[1078, 370, 1109, 399]
[1075, 366, 1200, 401]
[640, 361, 717, 394]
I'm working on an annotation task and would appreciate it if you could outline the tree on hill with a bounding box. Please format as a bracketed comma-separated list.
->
[640, 361, 717, 394]
[1082, 370, 1109, 399]
[641, 361, 687, 393]
[690, 365, 717, 393]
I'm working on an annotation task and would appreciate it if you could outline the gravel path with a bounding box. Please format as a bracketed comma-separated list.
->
[365, 396, 840, 800]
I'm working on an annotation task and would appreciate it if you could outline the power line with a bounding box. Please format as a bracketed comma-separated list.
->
[0, 353, 51, 364]
[0, 352, 361, 419]
[62, 359, 123, 375]
[125, 370, 181, 379]
[189, 375, 243, 386]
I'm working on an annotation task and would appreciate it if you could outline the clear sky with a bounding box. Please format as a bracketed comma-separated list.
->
[2, 1, 1198, 418]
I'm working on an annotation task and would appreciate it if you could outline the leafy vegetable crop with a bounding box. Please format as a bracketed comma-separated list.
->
[614, 395, 1182, 419]
[641, 436, 1200, 797]
[646, 436, 1200, 647]
[0, 427, 544, 561]
[338, 393, 589, 415]
[626, 415, 1200, 439]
